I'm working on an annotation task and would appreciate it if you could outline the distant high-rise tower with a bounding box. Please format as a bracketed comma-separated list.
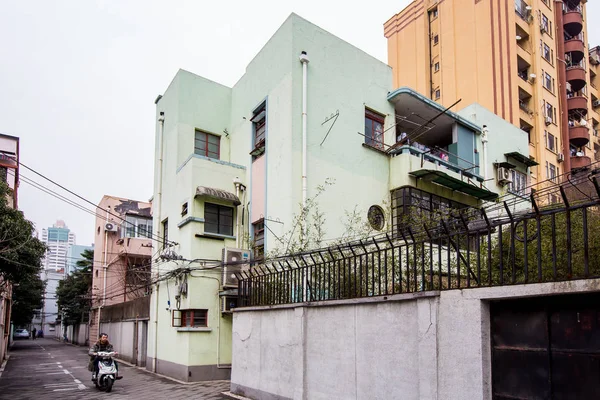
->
[34, 220, 77, 334]
[41, 219, 76, 272]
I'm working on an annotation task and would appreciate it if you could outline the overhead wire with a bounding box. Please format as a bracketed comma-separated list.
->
[1, 151, 176, 246]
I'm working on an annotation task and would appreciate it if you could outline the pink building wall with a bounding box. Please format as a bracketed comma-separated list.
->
[89, 195, 152, 341]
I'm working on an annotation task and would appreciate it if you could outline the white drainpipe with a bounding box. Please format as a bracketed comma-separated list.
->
[300, 51, 309, 243]
[98, 206, 110, 331]
[481, 125, 489, 182]
[152, 112, 165, 373]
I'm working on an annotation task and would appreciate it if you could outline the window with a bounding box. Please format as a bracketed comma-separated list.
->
[433, 34, 439, 45]
[364, 109, 385, 149]
[252, 220, 265, 260]
[172, 309, 208, 328]
[544, 101, 555, 123]
[162, 219, 168, 246]
[0, 167, 6, 184]
[194, 130, 220, 159]
[508, 170, 527, 196]
[435, 89, 441, 99]
[434, 62, 440, 72]
[204, 203, 234, 236]
[546, 131, 557, 152]
[546, 161, 557, 182]
[181, 202, 188, 217]
[541, 14, 551, 36]
[430, 8, 438, 19]
[123, 215, 153, 238]
[541, 41, 552, 63]
[543, 71, 554, 92]
[251, 103, 266, 157]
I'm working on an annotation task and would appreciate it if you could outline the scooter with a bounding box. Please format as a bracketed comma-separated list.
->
[92, 351, 119, 392]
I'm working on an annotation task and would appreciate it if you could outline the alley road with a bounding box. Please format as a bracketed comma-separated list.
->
[0, 338, 230, 400]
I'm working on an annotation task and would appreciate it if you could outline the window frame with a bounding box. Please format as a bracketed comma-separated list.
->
[204, 203, 234, 236]
[172, 309, 208, 328]
[122, 215, 153, 239]
[508, 169, 528, 196]
[252, 220, 265, 260]
[251, 103, 267, 158]
[364, 108, 385, 150]
[433, 34, 439, 45]
[434, 62, 440, 72]
[194, 130, 220, 160]
[435, 89, 441, 99]
[546, 131, 557, 152]
[162, 219, 169, 246]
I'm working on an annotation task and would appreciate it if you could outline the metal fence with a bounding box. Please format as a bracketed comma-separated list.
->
[237, 174, 600, 307]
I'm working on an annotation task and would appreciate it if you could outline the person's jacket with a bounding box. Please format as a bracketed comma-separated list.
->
[88, 341, 114, 371]
[89, 341, 114, 357]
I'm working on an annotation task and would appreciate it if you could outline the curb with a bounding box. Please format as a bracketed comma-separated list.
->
[0, 355, 10, 379]
[221, 391, 253, 400]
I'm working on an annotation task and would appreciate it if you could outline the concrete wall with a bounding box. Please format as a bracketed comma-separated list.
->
[231, 278, 600, 400]
[100, 319, 147, 367]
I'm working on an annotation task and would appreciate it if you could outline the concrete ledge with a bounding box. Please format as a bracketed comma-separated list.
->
[234, 290, 440, 312]
[230, 383, 292, 400]
[458, 278, 600, 300]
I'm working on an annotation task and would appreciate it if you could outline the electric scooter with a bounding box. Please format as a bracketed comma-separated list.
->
[92, 351, 119, 392]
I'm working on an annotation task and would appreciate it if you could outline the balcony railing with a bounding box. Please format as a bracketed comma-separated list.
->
[563, 3, 583, 14]
[519, 100, 533, 114]
[515, 0, 531, 22]
[393, 145, 481, 180]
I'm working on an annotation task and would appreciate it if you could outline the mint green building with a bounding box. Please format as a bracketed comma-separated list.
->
[148, 13, 532, 382]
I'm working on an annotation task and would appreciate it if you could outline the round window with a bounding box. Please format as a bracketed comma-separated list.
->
[367, 205, 385, 231]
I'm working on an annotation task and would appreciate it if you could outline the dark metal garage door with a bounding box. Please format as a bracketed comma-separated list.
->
[491, 293, 600, 399]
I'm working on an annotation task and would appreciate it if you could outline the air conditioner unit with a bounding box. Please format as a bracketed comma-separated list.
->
[557, 153, 565, 162]
[222, 247, 251, 288]
[105, 222, 118, 232]
[529, 73, 536, 83]
[590, 55, 600, 65]
[497, 167, 512, 185]
[545, 116, 553, 126]
[221, 296, 238, 313]
[593, 100, 600, 108]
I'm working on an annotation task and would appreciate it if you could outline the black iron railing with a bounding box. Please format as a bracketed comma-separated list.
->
[237, 175, 600, 307]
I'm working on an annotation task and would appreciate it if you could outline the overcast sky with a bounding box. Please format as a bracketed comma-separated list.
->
[1, 1, 599, 246]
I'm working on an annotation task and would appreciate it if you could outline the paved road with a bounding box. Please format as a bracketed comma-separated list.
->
[0, 338, 231, 399]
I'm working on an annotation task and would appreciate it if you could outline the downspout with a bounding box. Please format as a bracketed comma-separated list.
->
[300, 51, 309, 243]
[481, 125, 489, 182]
[98, 206, 110, 330]
[233, 178, 241, 248]
[299, 51, 309, 303]
[555, 1, 572, 173]
[153, 111, 165, 373]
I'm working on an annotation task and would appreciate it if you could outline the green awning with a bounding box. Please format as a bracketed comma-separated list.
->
[409, 169, 499, 201]
[504, 152, 538, 167]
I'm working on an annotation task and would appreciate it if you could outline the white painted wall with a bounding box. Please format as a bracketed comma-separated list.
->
[231, 279, 600, 400]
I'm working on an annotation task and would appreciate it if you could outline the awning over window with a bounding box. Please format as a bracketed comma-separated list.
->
[409, 169, 499, 201]
[195, 186, 241, 206]
[504, 152, 538, 167]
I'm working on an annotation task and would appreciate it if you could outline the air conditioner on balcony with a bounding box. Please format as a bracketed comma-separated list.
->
[529, 73, 536, 83]
[497, 167, 512, 185]
[545, 116, 553, 125]
[105, 222, 118, 232]
[222, 247, 251, 288]
[557, 153, 565, 162]
[221, 296, 238, 313]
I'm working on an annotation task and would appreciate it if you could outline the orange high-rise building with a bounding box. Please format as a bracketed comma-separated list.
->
[384, 0, 599, 183]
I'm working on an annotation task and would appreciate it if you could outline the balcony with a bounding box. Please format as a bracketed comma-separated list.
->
[567, 96, 588, 116]
[571, 155, 591, 169]
[569, 126, 590, 147]
[563, 10, 583, 37]
[515, 0, 532, 24]
[566, 66, 587, 92]
[565, 39, 585, 63]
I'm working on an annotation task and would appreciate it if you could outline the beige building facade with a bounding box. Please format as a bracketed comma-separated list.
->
[384, 0, 599, 184]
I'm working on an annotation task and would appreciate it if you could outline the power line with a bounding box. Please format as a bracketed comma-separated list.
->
[2, 151, 176, 247]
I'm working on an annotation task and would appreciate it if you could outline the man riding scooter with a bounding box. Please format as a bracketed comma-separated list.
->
[88, 333, 122, 382]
